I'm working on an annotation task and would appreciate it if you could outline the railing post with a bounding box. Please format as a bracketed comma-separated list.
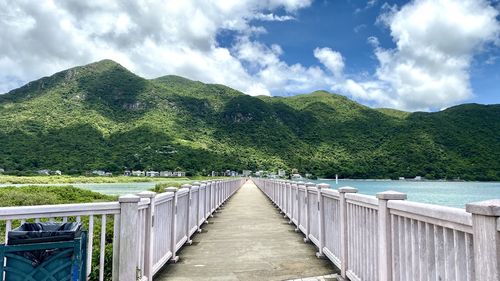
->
[376, 191, 407, 281]
[295, 182, 305, 232]
[289, 181, 297, 224]
[204, 181, 212, 221]
[118, 194, 140, 281]
[165, 187, 179, 263]
[339, 187, 357, 280]
[284, 181, 290, 218]
[304, 182, 316, 242]
[466, 199, 500, 280]
[137, 191, 156, 280]
[181, 184, 193, 244]
[316, 183, 330, 258]
[214, 180, 220, 211]
[192, 182, 202, 233]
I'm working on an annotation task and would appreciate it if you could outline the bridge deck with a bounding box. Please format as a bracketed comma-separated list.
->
[154, 180, 337, 281]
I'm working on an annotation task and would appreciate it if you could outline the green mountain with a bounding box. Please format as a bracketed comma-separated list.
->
[1, 60, 499, 180]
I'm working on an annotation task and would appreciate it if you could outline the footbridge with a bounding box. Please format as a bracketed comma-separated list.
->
[0, 178, 499, 281]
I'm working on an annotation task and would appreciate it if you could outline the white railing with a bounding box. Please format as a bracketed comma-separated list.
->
[253, 178, 500, 281]
[0, 178, 245, 281]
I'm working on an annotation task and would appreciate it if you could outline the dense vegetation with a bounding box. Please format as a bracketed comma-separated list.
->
[0, 60, 499, 180]
[0, 175, 189, 184]
[0, 185, 115, 207]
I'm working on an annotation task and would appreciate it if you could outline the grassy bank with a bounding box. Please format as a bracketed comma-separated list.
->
[0, 185, 116, 207]
[0, 175, 192, 184]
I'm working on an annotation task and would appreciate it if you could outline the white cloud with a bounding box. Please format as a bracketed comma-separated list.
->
[313, 47, 345, 78]
[0, 0, 314, 95]
[253, 13, 295, 22]
[343, 0, 500, 111]
[355, 0, 379, 14]
[234, 38, 333, 95]
[2, 0, 498, 112]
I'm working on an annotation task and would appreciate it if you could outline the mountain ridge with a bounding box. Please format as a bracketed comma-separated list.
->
[0, 60, 499, 180]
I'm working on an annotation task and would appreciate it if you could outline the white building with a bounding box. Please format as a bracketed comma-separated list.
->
[123, 170, 132, 176]
[132, 170, 145, 177]
[38, 169, 50, 176]
[278, 169, 286, 178]
[173, 171, 186, 177]
[160, 171, 173, 177]
[53, 170, 62, 175]
[146, 171, 160, 177]
[92, 170, 106, 176]
[0, 168, 5, 174]
[242, 170, 252, 177]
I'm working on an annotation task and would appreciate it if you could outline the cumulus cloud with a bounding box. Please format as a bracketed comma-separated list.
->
[234, 38, 333, 95]
[0, 0, 314, 95]
[2, 0, 498, 112]
[313, 47, 345, 78]
[343, 0, 500, 111]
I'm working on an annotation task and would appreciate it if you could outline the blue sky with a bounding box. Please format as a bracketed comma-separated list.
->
[0, 0, 499, 111]
[242, 0, 500, 107]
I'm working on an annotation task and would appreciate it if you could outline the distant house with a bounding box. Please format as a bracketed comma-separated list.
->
[38, 169, 50, 176]
[305, 173, 312, 179]
[53, 170, 62, 175]
[0, 168, 4, 174]
[268, 173, 278, 179]
[104, 172, 113, 177]
[242, 170, 252, 177]
[255, 170, 265, 177]
[414, 176, 422, 181]
[132, 170, 145, 177]
[173, 171, 185, 177]
[278, 169, 286, 178]
[146, 171, 160, 177]
[92, 170, 106, 176]
[399, 177, 405, 180]
[230, 171, 237, 177]
[160, 171, 172, 177]
[123, 170, 132, 176]
[291, 173, 303, 180]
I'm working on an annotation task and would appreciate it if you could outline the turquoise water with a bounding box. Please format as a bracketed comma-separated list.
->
[2, 179, 499, 208]
[313, 179, 500, 208]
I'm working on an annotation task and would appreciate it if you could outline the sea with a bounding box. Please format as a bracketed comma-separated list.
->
[313, 179, 500, 208]
[1, 179, 499, 209]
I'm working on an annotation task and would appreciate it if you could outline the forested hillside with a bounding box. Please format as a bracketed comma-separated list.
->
[1, 60, 499, 180]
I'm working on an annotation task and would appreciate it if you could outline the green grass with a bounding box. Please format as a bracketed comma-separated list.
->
[0, 185, 116, 207]
[0, 175, 190, 184]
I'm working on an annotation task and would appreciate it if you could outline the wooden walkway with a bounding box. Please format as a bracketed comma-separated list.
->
[154, 180, 337, 281]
